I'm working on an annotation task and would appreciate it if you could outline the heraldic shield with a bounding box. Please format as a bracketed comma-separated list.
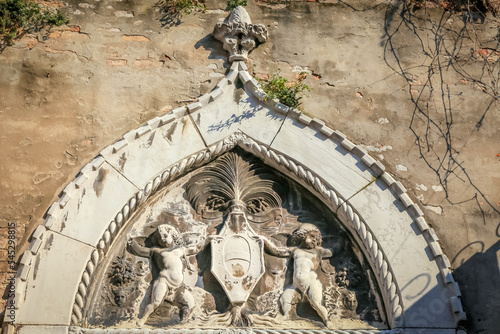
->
[211, 232, 265, 304]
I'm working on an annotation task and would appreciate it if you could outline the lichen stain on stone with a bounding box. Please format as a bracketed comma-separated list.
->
[33, 254, 41, 280]
[44, 234, 54, 251]
[93, 168, 109, 197]
[118, 152, 127, 172]
[181, 117, 189, 135]
[163, 122, 177, 144]
[144, 131, 155, 149]
[233, 80, 245, 104]
[60, 211, 68, 231]
[78, 188, 86, 211]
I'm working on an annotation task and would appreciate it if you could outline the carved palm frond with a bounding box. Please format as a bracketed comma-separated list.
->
[186, 151, 282, 214]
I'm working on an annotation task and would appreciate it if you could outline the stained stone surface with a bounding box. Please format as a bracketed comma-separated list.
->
[190, 76, 286, 147]
[268, 116, 376, 200]
[346, 179, 454, 328]
[15, 232, 93, 325]
[45, 161, 139, 246]
[17, 326, 69, 334]
[101, 113, 206, 189]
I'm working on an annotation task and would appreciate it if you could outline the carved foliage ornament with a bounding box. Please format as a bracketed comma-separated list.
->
[213, 6, 268, 62]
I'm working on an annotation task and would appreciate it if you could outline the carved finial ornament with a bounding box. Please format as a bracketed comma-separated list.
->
[213, 6, 268, 62]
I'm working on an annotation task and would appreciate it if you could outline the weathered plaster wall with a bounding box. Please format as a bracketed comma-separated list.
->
[0, 0, 498, 333]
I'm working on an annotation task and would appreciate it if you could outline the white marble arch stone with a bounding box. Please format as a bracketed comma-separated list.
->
[45, 160, 139, 247]
[9, 61, 463, 333]
[16, 326, 69, 334]
[15, 231, 94, 325]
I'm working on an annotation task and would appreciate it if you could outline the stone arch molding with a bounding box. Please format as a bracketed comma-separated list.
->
[7, 61, 465, 334]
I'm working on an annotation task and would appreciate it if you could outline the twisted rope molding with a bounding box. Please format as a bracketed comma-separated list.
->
[68, 328, 398, 334]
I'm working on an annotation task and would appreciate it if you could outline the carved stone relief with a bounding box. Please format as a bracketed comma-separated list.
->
[87, 149, 385, 330]
[213, 6, 268, 62]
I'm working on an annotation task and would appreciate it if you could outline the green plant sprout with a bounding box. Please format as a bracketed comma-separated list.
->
[226, 0, 247, 11]
[158, 0, 206, 15]
[0, 0, 69, 46]
[259, 71, 310, 109]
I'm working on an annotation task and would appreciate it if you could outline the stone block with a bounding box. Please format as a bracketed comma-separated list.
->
[381, 172, 396, 186]
[352, 145, 368, 158]
[399, 193, 413, 207]
[31, 225, 45, 240]
[310, 118, 325, 130]
[238, 61, 248, 71]
[172, 106, 188, 118]
[347, 179, 456, 328]
[147, 117, 162, 130]
[429, 241, 443, 257]
[340, 138, 356, 151]
[288, 108, 301, 118]
[226, 70, 237, 84]
[45, 161, 138, 246]
[331, 130, 346, 142]
[230, 61, 240, 71]
[198, 94, 211, 106]
[101, 114, 205, 191]
[371, 161, 385, 176]
[391, 180, 407, 195]
[440, 268, 454, 284]
[408, 203, 424, 218]
[17, 326, 69, 334]
[297, 114, 312, 125]
[189, 80, 286, 147]
[159, 113, 175, 126]
[361, 153, 376, 167]
[15, 232, 93, 325]
[239, 71, 252, 83]
[187, 101, 203, 112]
[415, 217, 429, 232]
[319, 125, 334, 137]
[269, 117, 375, 200]
[274, 102, 288, 115]
[210, 87, 223, 101]
[216, 77, 229, 89]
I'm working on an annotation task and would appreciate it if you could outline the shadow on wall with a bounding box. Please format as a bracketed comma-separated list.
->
[452, 240, 500, 333]
[402, 240, 500, 334]
[400, 240, 499, 333]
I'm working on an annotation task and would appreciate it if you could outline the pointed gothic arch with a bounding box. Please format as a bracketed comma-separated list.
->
[6, 61, 465, 334]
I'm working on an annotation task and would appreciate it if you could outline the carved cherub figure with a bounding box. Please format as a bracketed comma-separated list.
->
[128, 225, 206, 326]
[277, 223, 333, 326]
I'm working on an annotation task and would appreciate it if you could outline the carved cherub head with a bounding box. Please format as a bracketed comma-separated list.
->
[155, 224, 182, 248]
[113, 288, 127, 307]
[290, 223, 323, 249]
[342, 290, 358, 311]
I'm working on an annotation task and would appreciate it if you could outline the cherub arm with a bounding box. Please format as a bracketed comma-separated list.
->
[127, 238, 153, 258]
[262, 237, 291, 257]
[320, 247, 333, 259]
[184, 234, 213, 256]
